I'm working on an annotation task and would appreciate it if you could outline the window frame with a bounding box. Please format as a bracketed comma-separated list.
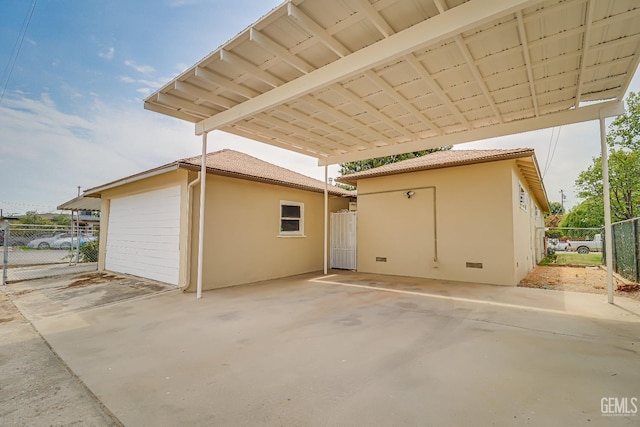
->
[519, 184, 529, 212]
[279, 200, 305, 237]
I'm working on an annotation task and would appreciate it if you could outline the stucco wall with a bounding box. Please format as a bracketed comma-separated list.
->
[511, 168, 546, 284]
[189, 174, 350, 291]
[355, 161, 521, 286]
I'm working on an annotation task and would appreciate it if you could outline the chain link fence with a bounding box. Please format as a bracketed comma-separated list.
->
[544, 227, 604, 256]
[1, 222, 99, 284]
[610, 218, 640, 283]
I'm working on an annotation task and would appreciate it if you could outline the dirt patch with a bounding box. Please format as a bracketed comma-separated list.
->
[63, 273, 126, 289]
[519, 265, 640, 301]
[0, 289, 25, 323]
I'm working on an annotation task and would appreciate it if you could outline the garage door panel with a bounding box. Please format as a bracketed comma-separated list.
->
[106, 186, 180, 285]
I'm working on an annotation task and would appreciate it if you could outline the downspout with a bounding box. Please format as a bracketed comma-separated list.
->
[600, 115, 614, 304]
[185, 172, 201, 291]
[324, 165, 328, 275]
[196, 132, 208, 299]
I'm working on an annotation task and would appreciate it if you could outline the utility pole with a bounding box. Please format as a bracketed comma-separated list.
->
[559, 189, 566, 213]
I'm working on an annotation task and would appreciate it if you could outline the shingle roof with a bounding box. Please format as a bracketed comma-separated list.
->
[178, 149, 352, 196]
[336, 148, 535, 186]
[336, 148, 549, 213]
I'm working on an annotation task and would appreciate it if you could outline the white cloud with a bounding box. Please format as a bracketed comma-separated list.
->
[0, 93, 336, 214]
[99, 47, 115, 60]
[124, 60, 155, 74]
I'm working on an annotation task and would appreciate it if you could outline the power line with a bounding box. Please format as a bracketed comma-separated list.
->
[543, 126, 562, 178]
[0, 0, 38, 103]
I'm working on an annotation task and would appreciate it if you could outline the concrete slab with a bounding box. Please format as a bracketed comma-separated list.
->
[10, 271, 640, 426]
[0, 289, 119, 426]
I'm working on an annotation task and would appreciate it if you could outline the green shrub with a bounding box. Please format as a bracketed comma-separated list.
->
[80, 240, 99, 262]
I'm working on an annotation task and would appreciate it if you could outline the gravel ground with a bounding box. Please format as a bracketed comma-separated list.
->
[519, 265, 640, 301]
[0, 289, 120, 426]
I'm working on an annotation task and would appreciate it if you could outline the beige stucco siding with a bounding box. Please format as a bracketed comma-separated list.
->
[356, 161, 519, 286]
[511, 167, 545, 283]
[189, 174, 349, 291]
[96, 170, 191, 286]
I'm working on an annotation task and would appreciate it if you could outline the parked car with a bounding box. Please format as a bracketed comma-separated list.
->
[0, 229, 30, 247]
[27, 233, 72, 249]
[51, 235, 98, 250]
[568, 234, 603, 254]
[548, 238, 571, 252]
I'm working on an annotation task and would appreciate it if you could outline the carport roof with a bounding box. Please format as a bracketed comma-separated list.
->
[335, 147, 549, 212]
[145, 0, 640, 166]
[57, 195, 102, 211]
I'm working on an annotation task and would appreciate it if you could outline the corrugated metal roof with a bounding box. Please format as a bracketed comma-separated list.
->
[336, 148, 550, 211]
[83, 150, 352, 197]
[57, 195, 102, 211]
[144, 0, 640, 165]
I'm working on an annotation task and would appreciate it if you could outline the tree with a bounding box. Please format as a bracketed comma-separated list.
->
[548, 201, 564, 215]
[606, 91, 640, 151]
[574, 149, 640, 221]
[16, 211, 53, 226]
[338, 147, 451, 176]
[558, 198, 604, 229]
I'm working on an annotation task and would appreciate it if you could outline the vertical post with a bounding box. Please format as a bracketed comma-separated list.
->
[600, 116, 614, 304]
[75, 209, 81, 264]
[323, 165, 328, 275]
[634, 219, 640, 283]
[197, 132, 208, 299]
[2, 220, 8, 286]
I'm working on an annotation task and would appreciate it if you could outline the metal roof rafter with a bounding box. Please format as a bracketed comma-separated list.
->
[287, 3, 350, 58]
[363, 70, 442, 135]
[516, 11, 539, 117]
[330, 84, 415, 139]
[194, 0, 542, 135]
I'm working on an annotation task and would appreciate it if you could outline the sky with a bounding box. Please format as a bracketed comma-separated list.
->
[1, 0, 639, 215]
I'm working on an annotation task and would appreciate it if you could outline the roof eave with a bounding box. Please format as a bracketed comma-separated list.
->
[177, 162, 353, 197]
[83, 164, 180, 198]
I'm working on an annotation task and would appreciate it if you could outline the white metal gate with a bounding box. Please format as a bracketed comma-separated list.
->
[330, 211, 357, 270]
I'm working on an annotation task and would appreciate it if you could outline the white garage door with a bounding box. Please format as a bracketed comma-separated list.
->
[106, 186, 181, 285]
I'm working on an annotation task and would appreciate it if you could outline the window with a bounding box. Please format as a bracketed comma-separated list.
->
[519, 184, 529, 211]
[279, 201, 304, 236]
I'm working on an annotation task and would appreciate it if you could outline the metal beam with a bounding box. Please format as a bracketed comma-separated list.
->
[174, 80, 236, 109]
[287, 3, 350, 58]
[600, 115, 614, 304]
[319, 100, 624, 165]
[249, 28, 315, 74]
[197, 132, 208, 299]
[574, 0, 595, 108]
[196, 0, 543, 135]
[194, 66, 259, 99]
[516, 11, 539, 117]
[352, 0, 394, 37]
[219, 49, 284, 88]
[363, 70, 442, 134]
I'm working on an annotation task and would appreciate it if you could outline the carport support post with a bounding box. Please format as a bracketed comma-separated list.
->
[600, 116, 614, 304]
[324, 165, 328, 275]
[197, 132, 208, 299]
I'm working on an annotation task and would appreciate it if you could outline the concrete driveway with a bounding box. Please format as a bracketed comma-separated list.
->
[8, 271, 640, 426]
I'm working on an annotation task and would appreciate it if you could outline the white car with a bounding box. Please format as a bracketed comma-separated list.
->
[548, 238, 571, 252]
[27, 233, 71, 249]
[51, 235, 98, 250]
